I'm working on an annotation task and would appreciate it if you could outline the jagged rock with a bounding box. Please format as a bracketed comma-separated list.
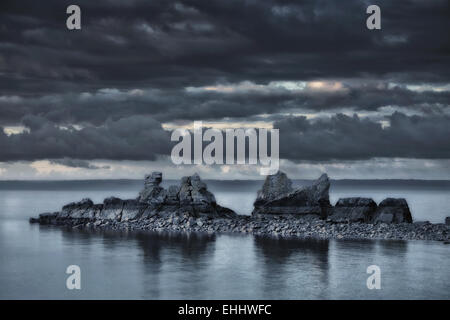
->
[179, 176, 193, 205]
[182, 174, 218, 214]
[329, 198, 377, 223]
[59, 198, 93, 219]
[370, 198, 413, 224]
[121, 199, 145, 221]
[30, 172, 236, 224]
[97, 197, 124, 221]
[255, 171, 293, 204]
[140, 205, 160, 219]
[166, 185, 180, 205]
[138, 171, 166, 204]
[445, 217, 450, 226]
[84, 204, 103, 220]
[252, 173, 331, 217]
[29, 212, 58, 224]
[191, 174, 216, 208]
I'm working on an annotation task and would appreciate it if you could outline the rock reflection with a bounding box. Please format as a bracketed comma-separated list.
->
[57, 227, 216, 298]
[253, 236, 330, 298]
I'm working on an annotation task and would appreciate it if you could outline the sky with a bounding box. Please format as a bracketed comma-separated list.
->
[0, 0, 449, 180]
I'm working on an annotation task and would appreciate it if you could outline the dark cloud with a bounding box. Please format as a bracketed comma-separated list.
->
[1, 111, 449, 163]
[0, 0, 449, 169]
[275, 112, 450, 161]
[49, 158, 110, 170]
[0, 0, 449, 96]
[0, 115, 171, 161]
[1, 83, 449, 126]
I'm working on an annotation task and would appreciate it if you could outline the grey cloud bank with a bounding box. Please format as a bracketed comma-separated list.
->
[0, 0, 449, 179]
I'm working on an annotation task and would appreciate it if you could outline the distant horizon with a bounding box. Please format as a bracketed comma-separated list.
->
[2, 177, 450, 182]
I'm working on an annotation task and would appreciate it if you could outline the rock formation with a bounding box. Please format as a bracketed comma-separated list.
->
[30, 170, 421, 244]
[328, 198, 377, 223]
[30, 172, 236, 225]
[370, 198, 413, 224]
[252, 172, 331, 217]
[252, 173, 413, 224]
[138, 172, 165, 204]
[60, 198, 93, 219]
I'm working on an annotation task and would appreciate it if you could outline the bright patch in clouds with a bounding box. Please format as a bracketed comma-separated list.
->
[405, 84, 450, 93]
[162, 120, 273, 130]
[185, 80, 347, 94]
[3, 126, 29, 136]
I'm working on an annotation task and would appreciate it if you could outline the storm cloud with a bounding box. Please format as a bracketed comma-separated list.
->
[0, 115, 171, 162]
[0, 0, 449, 177]
[275, 112, 450, 161]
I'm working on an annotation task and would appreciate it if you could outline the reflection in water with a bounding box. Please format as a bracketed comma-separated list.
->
[1, 221, 448, 299]
[1, 183, 450, 299]
[57, 226, 217, 298]
[254, 236, 330, 299]
[376, 240, 409, 257]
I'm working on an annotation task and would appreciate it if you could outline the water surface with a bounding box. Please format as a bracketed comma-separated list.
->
[0, 180, 449, 299]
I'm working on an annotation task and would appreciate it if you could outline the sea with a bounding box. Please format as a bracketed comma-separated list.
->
[0, 179, 449, 299]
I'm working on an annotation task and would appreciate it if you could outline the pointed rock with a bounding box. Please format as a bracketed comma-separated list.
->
[254, 171, 293, 206]
[138, 171, 166, 204]
[371, 198, 413, 224]
[252, 173, 331, 217]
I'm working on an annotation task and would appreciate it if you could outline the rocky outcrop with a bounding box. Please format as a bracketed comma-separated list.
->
[60, 198, 94, 219]
[255, 171, 293, 203]
[29, 171, 450, 241]
[370, 198, 413, 224]
[121, 199, 144, 221]
[29, 212, 58, 224]
[252, 172, 331, 217]
[138, 172, 165, 204]
[97, 197, 123, 221]
[180, 174, 217, 213]
[328, 198, 377, 223]
[30, 172, 236, 225]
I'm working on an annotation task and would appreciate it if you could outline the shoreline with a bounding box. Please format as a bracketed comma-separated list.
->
[29, 171, 450, 242]
[31, 213, 450, 242]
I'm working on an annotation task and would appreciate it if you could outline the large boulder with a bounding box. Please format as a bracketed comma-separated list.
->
[370, 198, 413, 224]
[329, 198, 377, 223]
[59, 198, 94, 219]
[97, 197, 124, 221]
[179, 173, 219, 215]
[254, 171, 293, 204]
[138, 172, 166, 204]
[252, 173, 331, 217]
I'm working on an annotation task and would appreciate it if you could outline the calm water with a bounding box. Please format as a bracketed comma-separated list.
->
[0, 180, 449, 299]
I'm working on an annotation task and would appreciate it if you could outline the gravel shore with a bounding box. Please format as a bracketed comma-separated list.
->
[49, 213, 450, 242]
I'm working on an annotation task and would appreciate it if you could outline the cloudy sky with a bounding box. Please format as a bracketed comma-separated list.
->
[0, 0, 449, 180]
